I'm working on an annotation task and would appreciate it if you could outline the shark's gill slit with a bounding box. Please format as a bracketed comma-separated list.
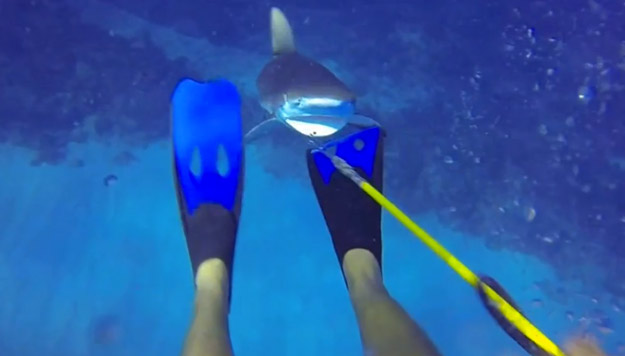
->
[216, 144, 230, 177]
[190, 146, 203, 178]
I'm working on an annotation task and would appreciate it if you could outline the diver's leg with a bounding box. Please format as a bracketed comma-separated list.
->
[342, 249, 441, 356]
[183, 258, 233, 356]
[306, 128, 441, 356]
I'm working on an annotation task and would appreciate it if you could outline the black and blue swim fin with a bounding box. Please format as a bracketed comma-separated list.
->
[306, 127, 385, 283]
[171, 78, 244, 297]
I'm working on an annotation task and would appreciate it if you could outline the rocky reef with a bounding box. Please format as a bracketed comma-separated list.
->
[0, 0, 200, 165]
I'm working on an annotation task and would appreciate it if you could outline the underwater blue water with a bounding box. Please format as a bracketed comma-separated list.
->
[3, 142, 622, 355]
[1, 0, 624, 355]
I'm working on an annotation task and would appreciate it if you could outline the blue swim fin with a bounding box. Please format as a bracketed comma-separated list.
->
[171, 78, 244, 300]
[310, 126, 382, 185]
[171, 78, 243, 215]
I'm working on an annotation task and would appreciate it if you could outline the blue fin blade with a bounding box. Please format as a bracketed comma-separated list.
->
[311, 127, 381, 184]
[171, 78, 243, 214]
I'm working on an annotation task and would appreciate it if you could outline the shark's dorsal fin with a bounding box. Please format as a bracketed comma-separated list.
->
[271, 7, 296, 55]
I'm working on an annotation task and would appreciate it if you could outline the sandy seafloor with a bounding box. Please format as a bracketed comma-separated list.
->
[0, 138, 623, 356]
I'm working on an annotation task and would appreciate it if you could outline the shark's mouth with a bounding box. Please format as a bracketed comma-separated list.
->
[276, 97, 356, 137]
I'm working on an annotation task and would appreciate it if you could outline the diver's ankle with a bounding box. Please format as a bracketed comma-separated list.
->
[342, 248, 386, 297]
[195, 259, 230, 299]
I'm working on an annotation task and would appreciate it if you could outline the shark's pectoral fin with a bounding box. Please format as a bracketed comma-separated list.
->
[244, 118, 280, 144]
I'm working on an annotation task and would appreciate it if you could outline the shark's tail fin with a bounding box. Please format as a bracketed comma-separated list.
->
[271, 7, 296, 55]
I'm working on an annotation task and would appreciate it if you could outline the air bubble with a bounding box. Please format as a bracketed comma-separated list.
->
[577, 85, 596, 102]
[526, 207, 536, 222]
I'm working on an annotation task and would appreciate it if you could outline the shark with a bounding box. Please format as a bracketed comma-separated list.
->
[246, 7, 379, 141]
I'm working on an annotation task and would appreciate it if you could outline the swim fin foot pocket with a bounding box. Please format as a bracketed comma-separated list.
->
[306, 127, 384, 284]
[171, 78, 244, 298]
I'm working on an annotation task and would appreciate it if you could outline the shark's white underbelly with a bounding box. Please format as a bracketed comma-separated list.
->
[275, 97, 356, 137]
